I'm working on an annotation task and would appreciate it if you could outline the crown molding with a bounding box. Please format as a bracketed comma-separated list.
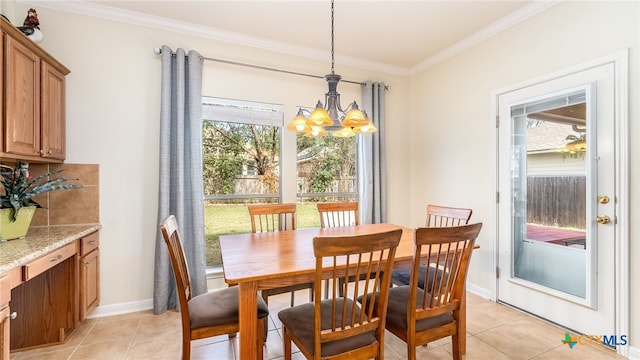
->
[19, 0, 559, 78]
[17, 0, 411, 76]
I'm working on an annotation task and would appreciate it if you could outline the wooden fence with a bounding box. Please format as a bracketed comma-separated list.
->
[527, 175, 586, 229]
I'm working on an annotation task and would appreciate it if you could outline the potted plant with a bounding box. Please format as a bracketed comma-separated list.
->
[0, 162, 83, 241]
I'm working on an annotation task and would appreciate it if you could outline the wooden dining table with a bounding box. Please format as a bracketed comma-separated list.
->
[219, 223, 472, 359]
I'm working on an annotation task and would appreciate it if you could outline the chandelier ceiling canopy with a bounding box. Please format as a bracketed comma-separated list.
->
[286, 0, 376, 138]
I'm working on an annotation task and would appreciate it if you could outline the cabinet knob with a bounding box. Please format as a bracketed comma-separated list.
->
[8, 311, 17, 320]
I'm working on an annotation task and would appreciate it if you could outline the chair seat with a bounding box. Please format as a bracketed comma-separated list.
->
[358, 286, 454, 333]
[385, 286, 454, 332]
[278, 298, 377, 357]
[189, 287, 269, 330]
[391, 264, 447, 290]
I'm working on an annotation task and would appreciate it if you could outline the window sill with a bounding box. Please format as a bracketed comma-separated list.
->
[207, 266, 224, 278]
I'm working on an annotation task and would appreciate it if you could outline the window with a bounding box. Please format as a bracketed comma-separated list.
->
[295, 133, 357, 229]
[202, 97, 283, 267]
[201, 97, 359, 267]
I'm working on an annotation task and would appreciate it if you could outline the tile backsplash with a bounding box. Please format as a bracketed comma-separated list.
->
[28, 163, 100, 226]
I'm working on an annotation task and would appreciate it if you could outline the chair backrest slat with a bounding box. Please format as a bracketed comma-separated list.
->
[426, 204, 472, 228]
[248, 203, 297, 232]
[317, 202, 359, 228]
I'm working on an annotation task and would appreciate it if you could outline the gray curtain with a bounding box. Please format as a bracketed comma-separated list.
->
[358, 81, 387, 224]
[153, 46, 207, 314]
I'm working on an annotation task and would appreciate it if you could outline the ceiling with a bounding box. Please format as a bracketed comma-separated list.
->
[26, 0, 558, 75]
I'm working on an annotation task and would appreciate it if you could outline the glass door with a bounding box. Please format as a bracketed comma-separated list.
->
[510, 88, 592, 301]
[497, 62, 616, 337]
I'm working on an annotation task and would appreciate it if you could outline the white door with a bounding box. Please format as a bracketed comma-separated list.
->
[496, 62, 617, 337]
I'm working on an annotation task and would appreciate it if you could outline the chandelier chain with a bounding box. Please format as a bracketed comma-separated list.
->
[330, 0, 335, 75]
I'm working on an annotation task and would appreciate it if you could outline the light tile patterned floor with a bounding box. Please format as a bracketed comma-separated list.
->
[10, 292, 622, 359]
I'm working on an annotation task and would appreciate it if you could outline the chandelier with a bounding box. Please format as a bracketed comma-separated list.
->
[286, 0, 377, 138]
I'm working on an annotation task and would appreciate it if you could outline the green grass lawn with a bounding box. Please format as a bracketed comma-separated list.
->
[205, 203, 321, 267]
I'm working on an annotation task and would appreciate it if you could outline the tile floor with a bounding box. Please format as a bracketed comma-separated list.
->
[10, 291, 623, 360]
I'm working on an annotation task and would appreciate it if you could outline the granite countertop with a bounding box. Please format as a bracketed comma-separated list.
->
[0, 224, 101, 274]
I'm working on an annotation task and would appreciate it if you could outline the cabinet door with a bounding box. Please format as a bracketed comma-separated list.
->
[80, 249, 99, 321]
[0, 273, 8, 360]
[4, 36, 40, 157]
[41, 62, 66, 160]
[0, 306, 9, 360]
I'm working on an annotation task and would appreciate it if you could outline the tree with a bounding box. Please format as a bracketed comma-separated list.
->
[202, 119, 356, 197]
[202, 121, 280, 195]
[299, 135, 356, 197]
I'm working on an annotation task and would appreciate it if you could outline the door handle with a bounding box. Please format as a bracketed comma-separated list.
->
[596, 215, 610, 224]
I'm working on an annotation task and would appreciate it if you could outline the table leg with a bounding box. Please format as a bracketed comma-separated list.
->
[238, 281, 259, 359]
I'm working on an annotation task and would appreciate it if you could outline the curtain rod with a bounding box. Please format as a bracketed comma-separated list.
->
[153, 47, 389, 89]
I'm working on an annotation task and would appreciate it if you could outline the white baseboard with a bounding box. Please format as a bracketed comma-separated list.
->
[626, 345, 639, 359]
[466, 282, 492, 300]
[87, 298, 153, 319]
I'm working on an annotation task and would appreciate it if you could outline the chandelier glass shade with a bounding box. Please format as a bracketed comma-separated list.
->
[286, 0, 376, 138]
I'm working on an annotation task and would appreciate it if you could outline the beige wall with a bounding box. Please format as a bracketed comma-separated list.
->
[409, 0, 638, 348]
[14, 4, 411, 311]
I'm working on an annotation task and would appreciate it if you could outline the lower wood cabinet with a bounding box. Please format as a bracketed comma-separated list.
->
[10, 251, 77, 349]
[80, 232, 100, 321]
[6, 230, 100, 354]
[0, 275, 10, 360]
[0, 307, 9, 360]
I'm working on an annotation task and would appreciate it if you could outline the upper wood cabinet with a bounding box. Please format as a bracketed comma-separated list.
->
[40, 62, 66, 160]
[4, 36, 41, 158]
[0, 17, 69, 162]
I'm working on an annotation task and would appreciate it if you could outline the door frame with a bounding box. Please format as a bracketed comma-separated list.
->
[490, 49, 628, 356]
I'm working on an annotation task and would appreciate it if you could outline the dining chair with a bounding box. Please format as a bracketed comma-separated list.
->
[391, 204, 472, 288]
[247, 203, 315, 307]
[159, 215, 269, 360]
[384, 223, 483, 360]
[248, 202, 297, 233]
[317, 201, 367, 299]
[278, 228, 402, 359]
[317, 201, 359, 228]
